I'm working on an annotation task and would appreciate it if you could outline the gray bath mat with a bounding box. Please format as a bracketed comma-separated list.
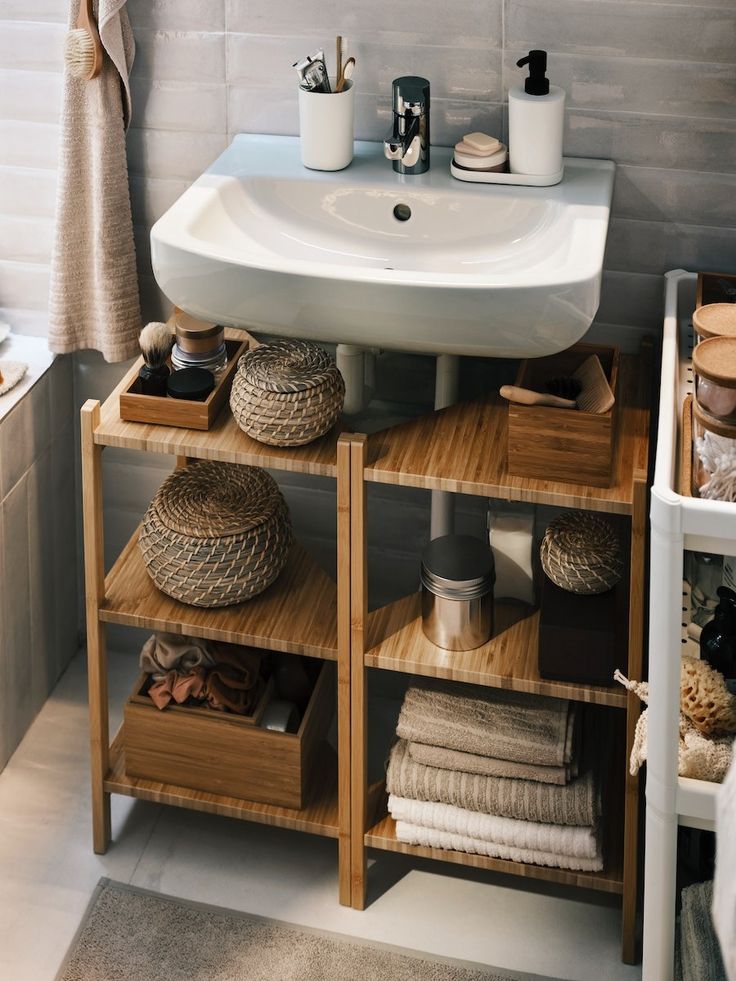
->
[57, 878, 545, 981]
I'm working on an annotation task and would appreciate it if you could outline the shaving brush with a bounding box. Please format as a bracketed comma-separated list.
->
[138, 322, 174, 396]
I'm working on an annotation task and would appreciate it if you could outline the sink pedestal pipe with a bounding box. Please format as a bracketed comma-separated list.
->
[430, 354, 459, 538]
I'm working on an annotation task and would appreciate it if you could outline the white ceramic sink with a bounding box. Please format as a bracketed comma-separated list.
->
[151, 135, 615, 358]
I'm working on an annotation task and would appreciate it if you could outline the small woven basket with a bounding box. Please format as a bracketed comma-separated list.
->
[540, 511, 623, 595]
[230, 340, 345, 447]
[139, 462, 291, 608]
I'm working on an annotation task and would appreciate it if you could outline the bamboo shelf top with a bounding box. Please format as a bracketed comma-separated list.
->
[100, 534, 338, 660]
[364, 593, 627, 708]
[105, 730, 340, 838]
[363, 353, 651, 514]
[93, 331, 344, 477]
[364, 812, 623, 894]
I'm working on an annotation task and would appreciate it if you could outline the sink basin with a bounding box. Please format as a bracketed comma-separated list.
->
[151, 135, 615, 358]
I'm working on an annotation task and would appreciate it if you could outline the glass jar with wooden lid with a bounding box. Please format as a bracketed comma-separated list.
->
[171, 311, 227, 375]
[693, 336, 736, 424]
[693, 303, 736, 343]
[692, 398, 736, 501]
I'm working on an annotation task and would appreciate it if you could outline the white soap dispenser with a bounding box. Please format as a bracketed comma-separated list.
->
[508, 49, 565, 179]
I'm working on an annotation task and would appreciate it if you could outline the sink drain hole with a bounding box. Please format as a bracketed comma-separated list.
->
[393, 203, 412, 222]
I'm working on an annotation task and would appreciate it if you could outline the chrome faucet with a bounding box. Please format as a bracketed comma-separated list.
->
[384, 76, 430, 175]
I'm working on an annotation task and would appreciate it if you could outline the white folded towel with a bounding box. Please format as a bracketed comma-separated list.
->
[394, 821, 603, 872]
[388, 794, 599, 860]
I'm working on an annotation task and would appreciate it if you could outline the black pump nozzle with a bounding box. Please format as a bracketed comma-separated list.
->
[516, 49, 550, 96]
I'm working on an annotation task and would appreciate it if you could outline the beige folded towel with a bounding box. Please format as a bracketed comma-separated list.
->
[406, 741, 577, 785]
[394, 822, 603, 872]
[387, 740, 599, 827]
[49, 0, 141, 363]
[388, 795, 599, 859]
[397, 685, 574, 767]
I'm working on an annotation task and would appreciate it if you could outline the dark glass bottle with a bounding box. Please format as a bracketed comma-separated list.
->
[700, 586, 736, 687]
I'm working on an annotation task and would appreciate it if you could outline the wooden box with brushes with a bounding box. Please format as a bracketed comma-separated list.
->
[505, 342, 619, 487]
[119, 311, 249, 431]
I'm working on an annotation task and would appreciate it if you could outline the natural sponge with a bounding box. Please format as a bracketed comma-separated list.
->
[680, 656, 736, 736]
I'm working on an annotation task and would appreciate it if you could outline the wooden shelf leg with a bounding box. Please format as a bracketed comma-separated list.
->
[337, 436, 352, 907]
[81, 401, 111, 854]
[622, 479, 647, 964]
[349, 435, 368, 909]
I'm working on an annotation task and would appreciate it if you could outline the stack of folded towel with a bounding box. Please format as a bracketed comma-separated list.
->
[386, 685, 602, 872]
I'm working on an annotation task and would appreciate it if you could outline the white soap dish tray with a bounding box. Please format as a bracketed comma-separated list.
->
[450, 161, 564, 187]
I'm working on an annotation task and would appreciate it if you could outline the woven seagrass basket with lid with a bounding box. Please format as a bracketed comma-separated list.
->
[540, 511, 623, 595]
[230, 339, 345, 447]
[139, 461, 291, 608]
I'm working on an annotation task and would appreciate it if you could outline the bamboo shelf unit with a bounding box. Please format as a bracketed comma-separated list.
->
[81, 329, 353, 906]
[348, 348, 653, 965]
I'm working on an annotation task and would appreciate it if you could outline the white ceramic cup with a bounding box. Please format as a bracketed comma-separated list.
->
[298, 79, 354, 171]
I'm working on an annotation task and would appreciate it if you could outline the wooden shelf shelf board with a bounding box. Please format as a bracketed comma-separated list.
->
[105, 729, 340, 837]
[364, 593, 627, 708]
[101, 534, 338, 660]
[363, 353, 650, 514]
[364, 814, 623, 894]
[94, 331, 343, 477]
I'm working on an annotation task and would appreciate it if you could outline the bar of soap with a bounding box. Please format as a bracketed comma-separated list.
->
[463, 132, 502, 154]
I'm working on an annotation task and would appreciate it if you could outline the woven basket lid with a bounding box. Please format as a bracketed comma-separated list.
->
[693, 303, 736, 340]
[152, 462, 284, 538]
[237, 340, 339, 394]
[544, 512, 618, 562]
[693, 336, 736, 388]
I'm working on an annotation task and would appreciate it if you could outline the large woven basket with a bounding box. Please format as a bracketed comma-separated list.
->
[139, 462, 291, 608]
[230, 340, 345, 447]
[540, 511, 623, 595]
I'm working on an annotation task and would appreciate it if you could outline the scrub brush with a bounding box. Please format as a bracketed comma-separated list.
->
[138, 321, 173, 397]
[64, 0, 103, 81]
[546, 376, 582, 401]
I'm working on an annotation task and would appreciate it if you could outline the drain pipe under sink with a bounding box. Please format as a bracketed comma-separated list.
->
[430, 354, 459, 539]
[336, 345, 376, 416]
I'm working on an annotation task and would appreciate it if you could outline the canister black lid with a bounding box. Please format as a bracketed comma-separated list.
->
[166, 367, 215, 401]
[421, 534, 495, 593]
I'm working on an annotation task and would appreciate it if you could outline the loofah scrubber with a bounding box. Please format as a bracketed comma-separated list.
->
[679, 655, 736, 736]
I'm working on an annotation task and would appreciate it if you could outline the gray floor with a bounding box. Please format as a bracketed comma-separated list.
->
[0, 650, 642, 981]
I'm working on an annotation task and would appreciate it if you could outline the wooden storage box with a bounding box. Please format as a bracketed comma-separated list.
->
[119, 337, 248, 432]
[538, 575, 627, 685]
[506, 343, 619, 488]
[123, 660, 334, 810]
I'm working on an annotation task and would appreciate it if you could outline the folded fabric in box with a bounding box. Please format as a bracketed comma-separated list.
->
[140, 632, 217, 680]
[406, 738, 578, 786]
[394, 821, 603, 872]
[396, 685, 575, 767]
[387, 740, 599, 827]
[388, 794, 599, 859]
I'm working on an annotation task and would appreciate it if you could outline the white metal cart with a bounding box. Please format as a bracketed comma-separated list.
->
[645, 269, 727, 979]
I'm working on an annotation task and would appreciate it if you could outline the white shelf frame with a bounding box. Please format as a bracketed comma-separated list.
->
[644, 269, 727, 980]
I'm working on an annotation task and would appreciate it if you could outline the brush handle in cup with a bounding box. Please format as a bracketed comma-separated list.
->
[499, 385, 577, 409]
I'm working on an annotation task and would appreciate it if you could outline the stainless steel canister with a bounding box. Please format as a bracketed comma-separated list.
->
[420, 535, 495, 651]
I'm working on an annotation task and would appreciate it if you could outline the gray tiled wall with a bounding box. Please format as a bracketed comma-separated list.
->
[2, 0, 736, 334]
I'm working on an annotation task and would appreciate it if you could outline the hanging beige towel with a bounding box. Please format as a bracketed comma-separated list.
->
[49, 0, 141, 363]
[386, 740, 599, 827]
